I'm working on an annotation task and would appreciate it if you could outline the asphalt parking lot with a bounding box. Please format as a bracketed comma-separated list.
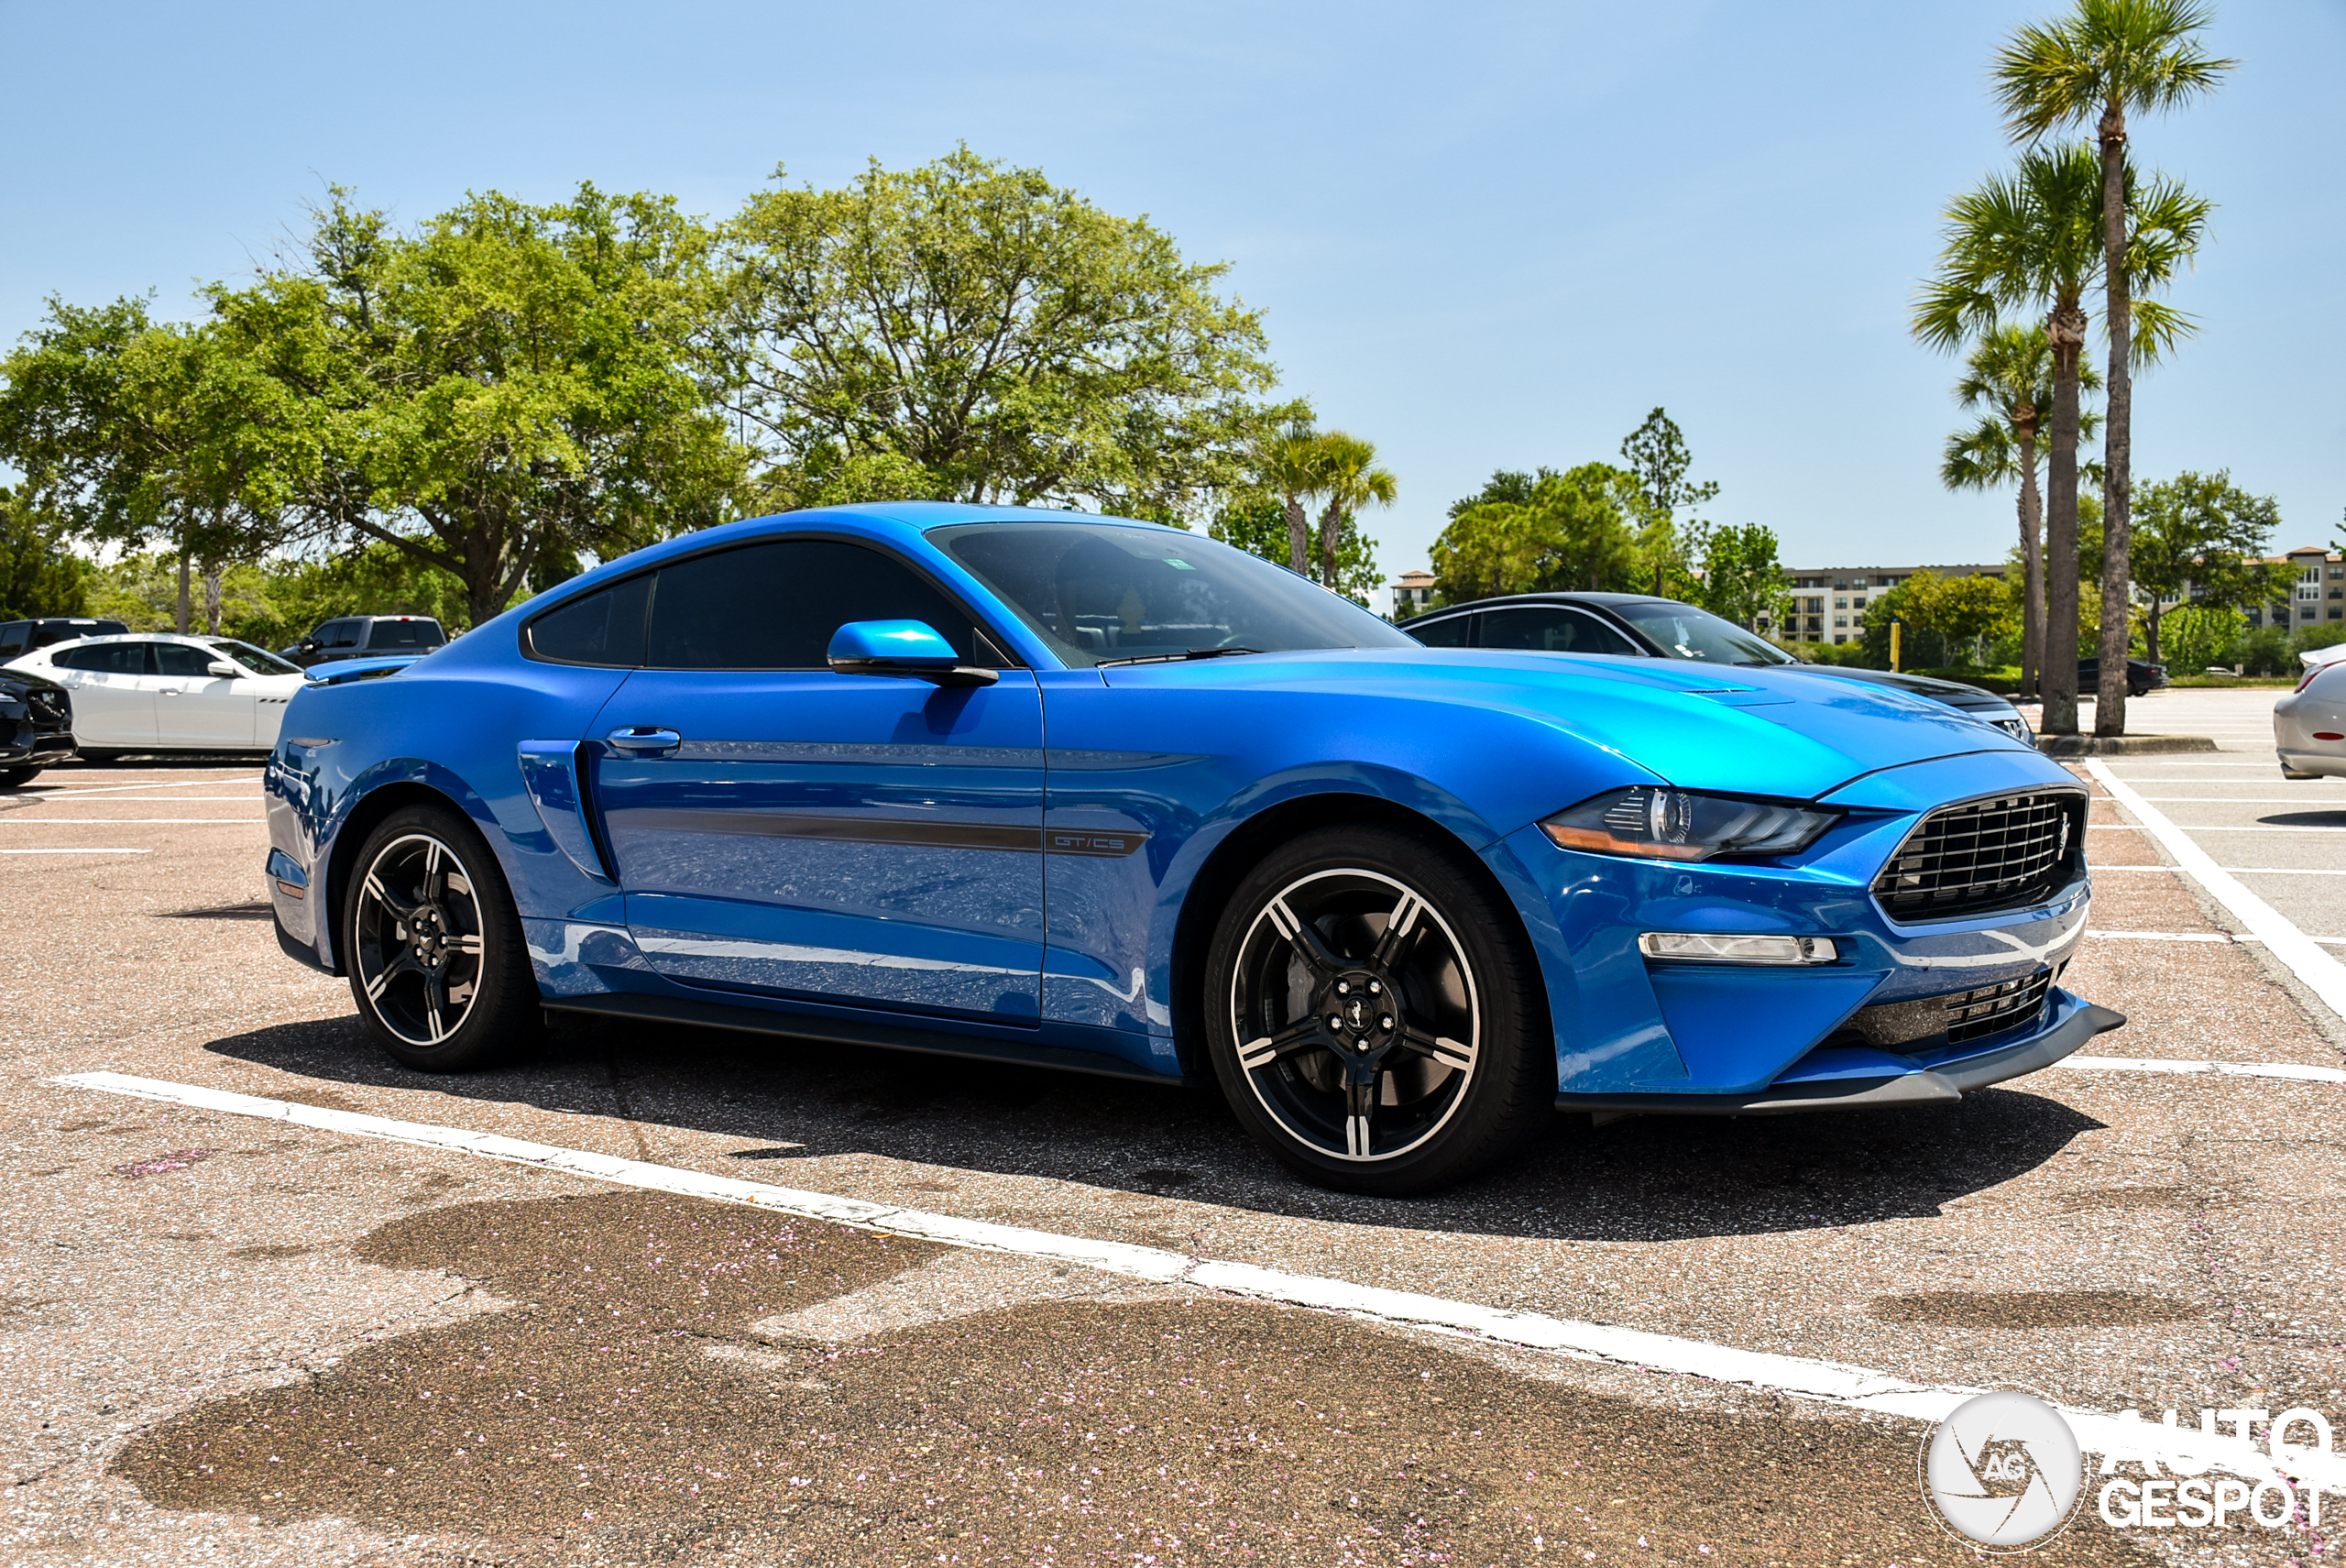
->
[5, 686, 2342, 1566]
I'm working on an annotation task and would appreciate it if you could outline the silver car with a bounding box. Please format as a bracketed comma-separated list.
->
[2276, 658, 2346, 778]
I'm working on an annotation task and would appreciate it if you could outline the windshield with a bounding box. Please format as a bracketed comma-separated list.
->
[206, 639, 301, 675]
[1611, 601, 1794, 666]
[929, 521, 1416, 667]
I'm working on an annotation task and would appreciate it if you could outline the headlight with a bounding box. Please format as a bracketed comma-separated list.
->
[1539, 785, 1838, 862]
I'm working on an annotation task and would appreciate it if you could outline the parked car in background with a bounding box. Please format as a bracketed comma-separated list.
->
[0, 618, 129, 658]
[280, 615, 446, 669]
[5, 633, 305, 758]
[0, 667, 75, 786]
[2077, 657, 2168, 697]
[259, 502, 2119, 1196]
[2276, 657, 2346, 779]
[1401, 593, 2036, 742]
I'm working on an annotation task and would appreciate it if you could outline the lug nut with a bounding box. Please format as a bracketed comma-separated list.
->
[1335, 981, 1350, 995]
[1327, 1014, 1343, 1030]
[1367, 980, 1381, 994]
[1380, 1015, 1393, 1029]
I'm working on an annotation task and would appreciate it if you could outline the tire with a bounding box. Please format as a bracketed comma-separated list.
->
[342, 803, 542, 1071]
[0, 767, 39, 789]
[1201, 823, 1553, 1196]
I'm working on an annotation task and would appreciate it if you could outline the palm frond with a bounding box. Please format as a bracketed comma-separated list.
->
[1992, 0, 2235, 143]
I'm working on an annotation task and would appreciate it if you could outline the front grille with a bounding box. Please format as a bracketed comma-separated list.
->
[1944, 967, 2054, 1045]
[1872, 789, 2084, 920]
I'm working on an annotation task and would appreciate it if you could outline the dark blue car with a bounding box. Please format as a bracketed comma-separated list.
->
[264, 504, 2121, 1193]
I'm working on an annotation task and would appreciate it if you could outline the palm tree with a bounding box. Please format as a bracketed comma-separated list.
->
[1310, 433, 1398, 590]
[1994, 0, 2232, 734]
[1913, 143, 2207, 736]
[1940, 323, 2101, 700]
[1255, 419, 1330, 576]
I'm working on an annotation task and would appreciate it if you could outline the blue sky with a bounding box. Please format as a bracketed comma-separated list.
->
[3, 1, 2338, 587]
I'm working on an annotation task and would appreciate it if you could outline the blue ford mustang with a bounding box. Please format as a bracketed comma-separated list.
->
[263, 503, 2121, 1193]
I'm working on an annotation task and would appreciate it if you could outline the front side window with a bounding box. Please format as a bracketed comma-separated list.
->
[153, 642, 223, 677]
[1608, 600, 1794, 666]
[207, 640, 301, 675]
[931, 521, 1413, 667]
[1477, 607, 1640, 656]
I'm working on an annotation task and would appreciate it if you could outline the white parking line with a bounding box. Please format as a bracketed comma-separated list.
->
[0, 818, 264, 825]
[2062, 1055, 2346, 1085]
[47, 1069, 2331, 1491]
[2087, 761, 2346, 1024]
[28, 777, 265, 799]
[0, 848, 150, 854]
[2132, 796, 2346, 804]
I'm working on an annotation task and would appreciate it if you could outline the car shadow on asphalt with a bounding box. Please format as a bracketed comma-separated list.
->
[199, 1010, 2105, 1244]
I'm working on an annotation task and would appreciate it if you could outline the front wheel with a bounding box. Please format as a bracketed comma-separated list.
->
[343, 804, 542, 1071]
[1203, 824, 1553, 1195]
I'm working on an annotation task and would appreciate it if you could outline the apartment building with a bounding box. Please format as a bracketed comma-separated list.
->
[2243, 545, 2345, 630]
[1772, 564, 2008, 644]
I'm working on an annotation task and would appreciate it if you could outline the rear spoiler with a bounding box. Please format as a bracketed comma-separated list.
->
[304, 654, 424, 686]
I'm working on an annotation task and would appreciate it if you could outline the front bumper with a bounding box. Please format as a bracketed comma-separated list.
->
[1496, 750, 2112, 1106]
[1, 725, 75, 766]
[1554, 990, 2123, 1115]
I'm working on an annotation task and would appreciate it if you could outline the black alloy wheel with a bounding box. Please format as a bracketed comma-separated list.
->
[344, 804, 540, 1071]
[1203, 824, 1551, 1195]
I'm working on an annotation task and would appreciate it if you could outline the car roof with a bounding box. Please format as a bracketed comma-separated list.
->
[1412, 592, 1680, 615]
[22, 631, 225, 647]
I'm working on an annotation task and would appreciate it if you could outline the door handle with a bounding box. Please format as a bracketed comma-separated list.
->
[606, 726, 683, 755]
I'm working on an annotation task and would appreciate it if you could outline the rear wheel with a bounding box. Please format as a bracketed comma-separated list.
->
[343, 804, 541, 1071]
[0, 767, 39, 789]
[1202, 824, 1552, 1195]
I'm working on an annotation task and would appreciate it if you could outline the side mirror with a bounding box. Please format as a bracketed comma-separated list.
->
[826, 620, 997, 687]
[206, 660, 240, 679]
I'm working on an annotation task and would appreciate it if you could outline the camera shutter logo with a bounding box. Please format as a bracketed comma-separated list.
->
[1921, 1391, 2084, 1550]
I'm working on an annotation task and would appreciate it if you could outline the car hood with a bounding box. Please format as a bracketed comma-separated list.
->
[1102, 649, 2040, 801]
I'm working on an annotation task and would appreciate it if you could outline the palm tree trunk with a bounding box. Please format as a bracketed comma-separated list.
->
[1317, 500, 1342, 589]
[2096, 102, 2133, 737]
[2042, 303, 2088, 737]
[1284, 496, 1309, 576]
[203, 564, 223, 634]
[2018, 421, 2044, 703]
[2143, 599, 2163, 665]
[175, 553, 191, 634]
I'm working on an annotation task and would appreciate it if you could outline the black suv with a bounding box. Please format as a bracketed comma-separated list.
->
[280, 615, 447, 669]
[0, 670, 74, 787]
[0, 618, 129, 657]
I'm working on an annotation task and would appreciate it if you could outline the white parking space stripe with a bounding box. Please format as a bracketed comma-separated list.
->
[2087, 760, 2346, 1024]
[29, 777, 265, 798]
[48, 1069, 2332, 1491]
[2062, 1055, 2346, 1085]
[0, 818, 265, 825]
[0, 848, 150, 854]
[2086, 928, 2346, 944]
[2130, 824, 2346, 833]
[2133, 796, 2346, 804]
